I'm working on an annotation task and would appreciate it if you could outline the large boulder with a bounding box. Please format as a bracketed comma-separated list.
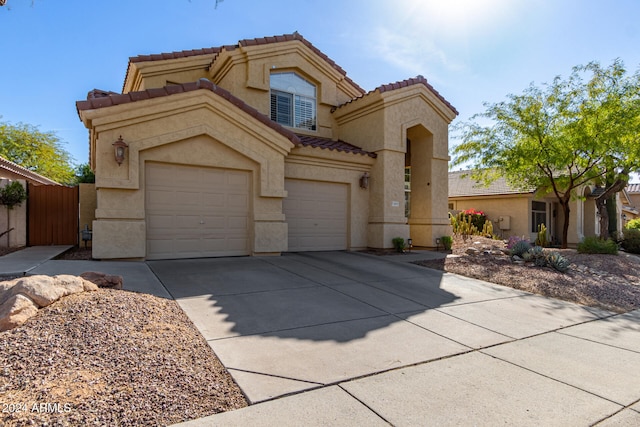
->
[0, 293, 39, 332]
[0, 275, 99, 332]
[6, 275, 97, 308]
[80, 272, 123, 290]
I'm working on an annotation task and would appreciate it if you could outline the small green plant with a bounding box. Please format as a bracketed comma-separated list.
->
[482, 220, 494, 238]
[0, 181, 27, 209]
[441, 235, 453, 251]
[391, 237, 406, 253]
[510, 240, 532, 257]
[626, 218, 640, 230]
[525, 246, 547, 267]
[577, 236, 618, 255]
[546, 251, 571, 272]
[535, 223, 548, 247]
[621, 228, 640, 254]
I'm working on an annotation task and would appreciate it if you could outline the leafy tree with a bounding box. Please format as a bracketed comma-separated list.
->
[75, 163, 95, 184]
[452, 59, 640, 248]
[0, 119, 75, 184]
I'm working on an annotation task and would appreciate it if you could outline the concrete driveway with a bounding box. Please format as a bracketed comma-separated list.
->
[149, 251, 640, 426]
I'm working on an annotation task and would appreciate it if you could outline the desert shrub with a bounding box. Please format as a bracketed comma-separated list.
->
[462, 208, 487, 231]
[441, 235, 453, 251]
[0, 181, 27, 209]
[527, 246, 547, 267]
[506, 235, 529, 249]
[621, 228, 640, 254]
[510, 240, 532, 257]
[546, 251, 571, 272]
[577, 236, 618, 255]
[391, 237, 406, 253]
[626, 218, 640, 230]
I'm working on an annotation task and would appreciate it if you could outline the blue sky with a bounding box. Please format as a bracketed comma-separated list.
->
[2, 0, 639, 177]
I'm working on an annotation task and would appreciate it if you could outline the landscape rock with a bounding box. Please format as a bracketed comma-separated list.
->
[0, 275, 99, 332]
[466, 247, 480, 255]
[0, 293, 38, 332]
[9, 275, 91, 307]
[80, 272, 123, 290]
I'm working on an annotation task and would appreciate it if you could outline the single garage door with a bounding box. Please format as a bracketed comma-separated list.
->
[284, 179, 348, 251]
[146, 163, 250, 260]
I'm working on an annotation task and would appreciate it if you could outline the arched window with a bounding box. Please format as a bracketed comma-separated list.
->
[270, 72, 317, 131]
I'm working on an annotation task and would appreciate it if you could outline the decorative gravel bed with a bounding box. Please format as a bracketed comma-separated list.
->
[414, 236, 640, 313]
[0, 289, 247, 426]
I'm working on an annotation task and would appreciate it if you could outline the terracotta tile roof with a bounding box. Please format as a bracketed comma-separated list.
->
[0, 156, 60, 186]
[295, 134, 376, 158]
[627, 183, 640, 193]
[77, 79, 300, 146]
[449, 170, 533, 197]
[127, 33, 365, 94]
[130, 47, 223, 63]
[334, 75, 458, 116]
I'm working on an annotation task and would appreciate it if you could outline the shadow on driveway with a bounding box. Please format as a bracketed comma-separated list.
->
[148, 251, 460, 343]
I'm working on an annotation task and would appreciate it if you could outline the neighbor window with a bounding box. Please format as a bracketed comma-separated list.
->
[531, 201, 547, 232]
[270, 72, 317, 131]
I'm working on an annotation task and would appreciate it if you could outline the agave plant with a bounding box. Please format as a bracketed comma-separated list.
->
[546, 251, 571, 273]
[510, 240, 532, 257]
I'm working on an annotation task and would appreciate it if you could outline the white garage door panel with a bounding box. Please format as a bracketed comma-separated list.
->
[146, 163, 250, 260]
[284, 179, 348, 252]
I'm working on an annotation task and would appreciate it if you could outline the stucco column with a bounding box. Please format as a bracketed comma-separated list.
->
[407, 128, 450, 247]
[367, 150, 410, 248]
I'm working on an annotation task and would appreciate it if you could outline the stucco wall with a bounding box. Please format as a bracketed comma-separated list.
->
[334, 85, 455, 248]
[449, 195, 531, 240]
[0, 179, 27, 248]
[78, 183, 96, 246]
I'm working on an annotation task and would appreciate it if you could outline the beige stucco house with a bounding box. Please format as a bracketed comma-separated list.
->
[76, 33, 458, 260]
[449, 170, 627, 246]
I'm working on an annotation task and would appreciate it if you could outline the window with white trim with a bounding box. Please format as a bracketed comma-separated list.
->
[270, 72, 317, 131]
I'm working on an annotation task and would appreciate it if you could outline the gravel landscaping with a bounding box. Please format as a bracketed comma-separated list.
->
[0, 289, 247, 426]
[414, 236, 640, 313]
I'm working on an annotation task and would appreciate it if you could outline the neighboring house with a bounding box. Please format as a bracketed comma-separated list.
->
[621, 183, 640, 225]
[76, 33, 458, 260]
[448, 170, 626, 247]
[0, 155, 59, 248]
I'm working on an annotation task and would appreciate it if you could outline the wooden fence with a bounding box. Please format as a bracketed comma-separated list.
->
[28, 184, 79, 246]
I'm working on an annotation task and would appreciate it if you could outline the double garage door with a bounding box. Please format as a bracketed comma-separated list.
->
[146, 163, 250, 260]
[145, 165, 348, 259]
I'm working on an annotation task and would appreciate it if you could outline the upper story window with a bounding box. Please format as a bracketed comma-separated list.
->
[270, 72, 317, 131]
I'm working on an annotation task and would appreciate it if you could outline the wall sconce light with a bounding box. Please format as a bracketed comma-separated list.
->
[113, 135, 128, 166]
[359, 172, 370, 189]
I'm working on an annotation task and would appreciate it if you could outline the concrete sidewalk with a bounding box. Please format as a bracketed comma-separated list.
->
[0, 246, 171, 298]
[0, 246, 72, 276]
[154, 252, 640, 426]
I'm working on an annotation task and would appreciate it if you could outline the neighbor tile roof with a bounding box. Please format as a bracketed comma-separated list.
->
[77, 80, 374, 157]
[295, 134, 376, 158]
[127, 33, 365, 94]
[627, 183, 640, 193]
[334, 75, 458, 116]
[0, 156, 60, 186]
[449, 170, 533, 197]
